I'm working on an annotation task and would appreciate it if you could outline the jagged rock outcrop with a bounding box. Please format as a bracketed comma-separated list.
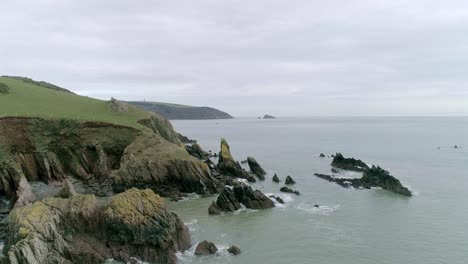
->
[227, 245, 241, 255]
[217, 138, 249, 178]
[13, 174, 36, 208]
[280, 186, 300, 195]
[177, 133, 196, 144]
[138, 115, 182, 145]
[112, 133, 219, 197]
[331, 153, 370, 172]
[314, 166, 412, 196]
[272, 173, 280, 183]
[108, 97, 129, 113]
[195, 240, 218, 256]
[3, 188, 190, 264]
[208, 185, 274, 214]
[285, 175, 296, 185]
[247, 157, 266, 180]
[185, 143, 209, 160]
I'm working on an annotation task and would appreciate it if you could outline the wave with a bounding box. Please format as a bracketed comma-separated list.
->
[295, 202, 340, 216]
[265, 192, 295, 208]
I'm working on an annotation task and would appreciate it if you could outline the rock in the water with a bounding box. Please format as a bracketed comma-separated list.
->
[227, 245, 241, 255]
[275, 196, 285, 204]
[319, 153, 326, 158]
[280, 186, 300, 195]
[195, 240, 218, 256]
[217, 138, 249, 178]
[233, 184, 275, 210]
[331, 168, 339, 174]
[263, 114, 276, 119]
[246, 175, 257, 183]
[208, 188, 241, 214]
[55, 179, 78, 198]
[247, 157, 266, 180]
[185, 143, 209, 159]
[331, 153, 370, 172]
[208, 185, 274, 214]
[4, 188, 190, 264]
[285, 175, 296, 185]
[314, 166, 412, 197]
[272, 173, 280, 183]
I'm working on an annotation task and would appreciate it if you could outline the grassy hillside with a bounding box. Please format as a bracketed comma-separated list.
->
[128, 101, 234, 120]
[0, 76, 152, 129]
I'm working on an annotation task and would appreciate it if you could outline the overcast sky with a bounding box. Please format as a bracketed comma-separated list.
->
[1, 0, 468, 116]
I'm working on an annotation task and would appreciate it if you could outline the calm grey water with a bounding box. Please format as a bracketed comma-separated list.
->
[169, 117, 468, 264]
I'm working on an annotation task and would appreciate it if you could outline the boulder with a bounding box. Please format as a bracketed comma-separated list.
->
[331, 168, 339, 174]
[195, 240, 218, 256]
[331, 153, 370, 172]
[208, 188, 241, 215]
[319, 153, 326, 158]
[208, 185, 274, 214]
[227, 245, 241, 255]
[217, 138, 249, 178]
[263, 114, 276, 119]
[4, 189, 190, 264]
[272, 173, 280, 183]
[275, 196, 285, 204]
[246, 175, 257, 183]
[247, 157, 266, 180]
[14, 174, 36, 208]
[233, 185, 275, 210]
[280, 186, 300, 195]
[55, 179, 78, 198]
[285, 176, 296, 185]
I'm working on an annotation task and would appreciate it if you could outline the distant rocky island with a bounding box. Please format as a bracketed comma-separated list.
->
[262, 114, 276, 119]
[127, 101, 234, 120]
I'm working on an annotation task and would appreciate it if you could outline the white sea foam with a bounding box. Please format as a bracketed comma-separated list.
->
[265, 192, 295, 208]
[185, 219, 199, 232]
[180, 193, 201, 201]
[295, 202, 340, 216]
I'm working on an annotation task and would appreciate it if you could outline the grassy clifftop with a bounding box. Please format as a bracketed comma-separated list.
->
[128, 101, 234, 120]
[0, 76, 152, 129]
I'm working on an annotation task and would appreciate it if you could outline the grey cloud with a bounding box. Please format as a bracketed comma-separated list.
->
[1, 0, 468, 116]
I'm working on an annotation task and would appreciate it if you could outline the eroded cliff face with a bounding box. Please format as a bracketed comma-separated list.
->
[0, 117, 218, 204]
[2, 188, 190, 264]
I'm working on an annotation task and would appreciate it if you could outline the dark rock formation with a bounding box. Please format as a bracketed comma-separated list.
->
[314, 166, 412, 196]
[247, 156, 266, 180]
[319, 153, 326, 158]
[195, 240, 218, 256]
[233, 184, 275, 210]
[208, 185, 274, 214]
[4, 189, 190, 264]
[280, 186, 300, 195]
[208, 187, 241, 214]
[177, 133, 196, 144]
[127, 101, 234, 120]
[246, 175, 257, 183]
[227, 245, 241, 255]
[185, 143, 209, 159]
[272, 173, 280, 183]
[285, 175, 296, 185]
[331, 168, 339, 174]
[263, 114, 276, 119]
[217, 138, 249, 178]
[331, 153, 370, 172]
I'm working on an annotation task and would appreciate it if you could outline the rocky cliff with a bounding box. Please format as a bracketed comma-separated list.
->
[2, 188, 190, 264]
[128, 101, 234, 120]
[0, 117, 217, 204]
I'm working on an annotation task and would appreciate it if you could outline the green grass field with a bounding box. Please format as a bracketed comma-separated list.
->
[0, 76, 151, 129]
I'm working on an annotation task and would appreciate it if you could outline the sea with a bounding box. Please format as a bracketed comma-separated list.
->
[166, 117, 468, 264]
